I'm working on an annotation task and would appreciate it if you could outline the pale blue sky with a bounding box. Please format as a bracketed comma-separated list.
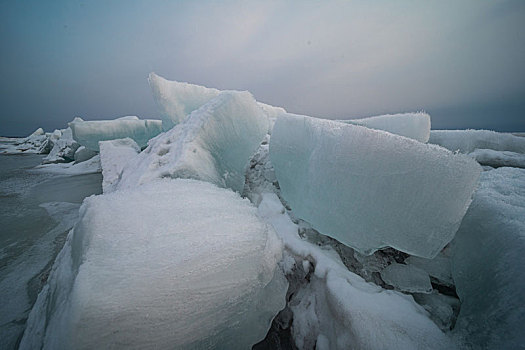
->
[1, 0, 524, 135]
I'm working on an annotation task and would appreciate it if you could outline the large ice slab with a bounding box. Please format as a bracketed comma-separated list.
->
[451, 167, 525, 348]
[149, 72, 285, 131]
[99, 138, 140, 193]
[20, 179, 287, 350]
[69, 116, 162, 152]
[429, 129, 525, 153]
[339, 112, 431, 143]
[118, 91, 268, 193]
[270, 114, 481, 258]
[42, 127, 79, 164]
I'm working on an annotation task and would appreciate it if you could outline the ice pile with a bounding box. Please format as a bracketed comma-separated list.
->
[117, 91, 268, 193]
[149, 72, 285, 131]
[451, 167, 525, 348]
[270, 113, 481, 258]
[0, 128, 48, 154]
[69, 116, 162, 151]
[257, 193, 455, 349]
[99, 138, 140, 193]
[339, 112, 431, 143]
[20, 179, 287, 350]
[42, 127, 79, 164]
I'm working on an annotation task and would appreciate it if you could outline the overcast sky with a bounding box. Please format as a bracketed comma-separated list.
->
[1, 0, 524, 136]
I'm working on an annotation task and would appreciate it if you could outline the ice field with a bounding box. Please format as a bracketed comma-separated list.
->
[1, 74, 524, 349]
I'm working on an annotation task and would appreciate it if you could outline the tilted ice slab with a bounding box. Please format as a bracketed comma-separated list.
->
[99, 138, 140, 193]
[149, 72, 285, 131]
[429, 129, 525, 154]
[380, 263, 433, 294]
[117, 91, 268, 193]
[69, 116, 162, 152]
[20, 179, 287, 350]
[451, 167, 525, 349]
[258, 193, 456, 349]
[339, 112, 431, 143]
[270, 114, 481, 258]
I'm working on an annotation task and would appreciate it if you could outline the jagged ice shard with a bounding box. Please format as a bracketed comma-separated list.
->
[270, 114, 482, 258]
[69, 116, 162, 152]
[117, 91, 268, 193]
[99, 138, 140, 193]
[339, 112, 431, 143]
[20, 179, 287, 350]
[148, 72, 286, 131]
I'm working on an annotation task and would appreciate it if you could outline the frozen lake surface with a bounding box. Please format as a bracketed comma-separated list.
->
[0, 151, 101, 349]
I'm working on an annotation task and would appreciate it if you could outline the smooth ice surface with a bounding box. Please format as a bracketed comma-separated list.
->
[99, 138, 140, 193]
[451, 167, 525, 349]
[339, 112, 431, 142]
[380, 263, 433, 293]
[20, 179, 287, 350]
[257, 193, 455, 350]
[406, 250, 454, 286]
[429, 130, 525, 153]
[69, 116, 162, 151]
[468, 148, 525, 168]
[43, 127, 79, 164]
[149, 73, 285, 131]
[270, 114, 481, 258]
[118, 91, 268, 193]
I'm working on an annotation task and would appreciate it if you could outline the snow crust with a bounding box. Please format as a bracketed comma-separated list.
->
[339, 112, 431, 142]
[270, 113, 481, 258]
[451, 167, 525, 348]
[69, 116, 162, 151]
[149, 72, 285, 131]
[430, 129, 525, 153]
[99, 138, 140, 193]
[117, 91, 268, 193]
[20, 179, 287, 350]
[258, 193, 455, 349]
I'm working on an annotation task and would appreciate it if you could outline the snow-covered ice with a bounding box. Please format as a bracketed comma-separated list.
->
[468, 148, 525, 168]
[339, 112, 431, 143]
[42, 127, 79, 164]
[34, 155, 101, 175]
[257, 193, 455, 350]
[451, 167, 525, 348]
[429, 129, 525, 153]
[117, 91, 268, 193]
[20, 179, 287, 350]
[69, 116, 162, 151]
[0, 128, 49, 154]
[270, 113, 481, 258]
[99, 138, 140, 193]
[149, 72, 285, 132]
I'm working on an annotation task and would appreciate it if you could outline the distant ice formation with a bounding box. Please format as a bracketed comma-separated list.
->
[430, 129, 525, 154]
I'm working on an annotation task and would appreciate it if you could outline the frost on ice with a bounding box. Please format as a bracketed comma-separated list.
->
[339, 112, 431, 143]
[117, 91, 268, 193]
[270, 113, 482, 258]
[69, 116, 162, 152]
[99, 138, 140, 193]
[20, 179, 287, 350]
[149, 72, 286, 131]
[451, 167, 525, 349]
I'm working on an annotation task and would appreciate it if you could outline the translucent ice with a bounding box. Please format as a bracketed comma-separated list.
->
[451, 167, 525, 348]
[339, 112, 431, 142]
[73, 146, 97, 163]
[149, 72, 285, 131]
[118, 91, 268, 193]
[380, 263, 433, 293]
[20, 179, 287, 350]
[99, 138, 140, 193]
[270, 114, 481, 258]
[429, 129, 525, 153]
[69, 116, 162, 151]
[406, 251, 454, 286]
